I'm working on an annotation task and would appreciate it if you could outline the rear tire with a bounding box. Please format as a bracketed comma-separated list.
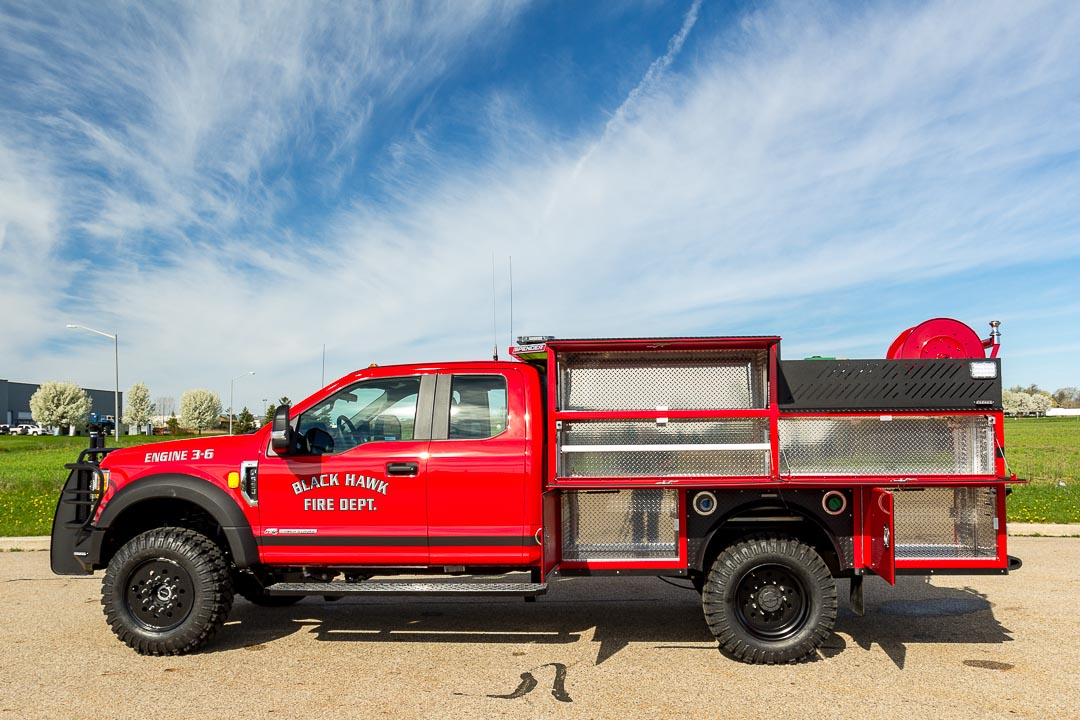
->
[102, 527, 234, 655]
[702, 534, 836, 664]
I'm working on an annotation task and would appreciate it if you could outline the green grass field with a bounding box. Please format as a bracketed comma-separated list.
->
[1001, 417, 1080, 524]
[0, 434, 200, 536]
[1, 418, 1077, 536]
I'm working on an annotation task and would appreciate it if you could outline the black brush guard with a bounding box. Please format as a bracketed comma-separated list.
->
[50, 434, 114, 575]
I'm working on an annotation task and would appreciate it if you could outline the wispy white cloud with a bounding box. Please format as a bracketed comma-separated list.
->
[0, 138, 74, 353]
[4, 0, 1080, 407]
[3, 1, 527, 244]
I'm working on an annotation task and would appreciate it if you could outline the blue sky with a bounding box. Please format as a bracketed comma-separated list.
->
[1, 0, 1079, 415]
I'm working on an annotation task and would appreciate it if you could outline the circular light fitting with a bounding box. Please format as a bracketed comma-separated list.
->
[822, 490, 847, 515]
[693, 491, 718, 516]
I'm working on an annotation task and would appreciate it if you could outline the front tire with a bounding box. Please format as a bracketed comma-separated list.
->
[702, 535, 837, 664]
[102, 527, 234, 655]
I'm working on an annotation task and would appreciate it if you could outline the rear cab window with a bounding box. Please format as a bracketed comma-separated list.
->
[448, 375, 508, 440]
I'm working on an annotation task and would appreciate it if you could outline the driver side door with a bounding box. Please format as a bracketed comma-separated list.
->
[256, 373, 434, 565]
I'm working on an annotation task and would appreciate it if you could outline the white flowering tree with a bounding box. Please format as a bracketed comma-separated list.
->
[1030, 392, 1052, 416]
[30, 381, 93, 434]
[1003, 390, 1040, 417]
[122, 382, 154, 433]
[180, 389, 223, 435]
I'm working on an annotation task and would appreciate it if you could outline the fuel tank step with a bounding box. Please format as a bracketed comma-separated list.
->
[265, 581, 548, 597]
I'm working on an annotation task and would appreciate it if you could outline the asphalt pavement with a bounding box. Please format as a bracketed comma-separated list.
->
[1, 536, 1077, 720]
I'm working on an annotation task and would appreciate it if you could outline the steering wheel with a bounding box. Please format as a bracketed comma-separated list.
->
[336, 415, 355, 435]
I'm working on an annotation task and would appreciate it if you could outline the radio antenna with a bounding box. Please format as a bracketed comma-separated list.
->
[509, 255, 514, 350]
[491, 252, 499, 361]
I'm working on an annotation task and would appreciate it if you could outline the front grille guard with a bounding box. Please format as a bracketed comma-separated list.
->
[60, 445, 115, 530]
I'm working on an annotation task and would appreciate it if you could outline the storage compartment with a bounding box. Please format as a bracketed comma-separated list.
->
[558, 418, 770, 477]
[893, 487, 998, 560]
[778, 415, 994, 476]
[561, 489, 679, 561]
[557, 350, 768, 411]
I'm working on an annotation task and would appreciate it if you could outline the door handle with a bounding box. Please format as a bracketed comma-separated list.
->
[386, 461, 419, 476]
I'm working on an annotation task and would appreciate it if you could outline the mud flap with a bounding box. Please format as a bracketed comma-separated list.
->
[849, 574, 865, 616]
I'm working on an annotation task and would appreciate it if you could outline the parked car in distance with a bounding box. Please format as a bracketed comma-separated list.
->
[17, 424, 46, 436]
[0, 424, 9, 435]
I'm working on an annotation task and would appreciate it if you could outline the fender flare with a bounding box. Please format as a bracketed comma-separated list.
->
[97, 473, 259, 568]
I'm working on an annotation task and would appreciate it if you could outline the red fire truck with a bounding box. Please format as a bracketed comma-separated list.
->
[51, 318, 1020, 663]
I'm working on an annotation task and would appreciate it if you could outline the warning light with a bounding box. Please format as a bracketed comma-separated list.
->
[693, 491, 718, 516]
[969, 361, 997, 379]
[227, 471, 240, 489]
[822, 491, 847, 515]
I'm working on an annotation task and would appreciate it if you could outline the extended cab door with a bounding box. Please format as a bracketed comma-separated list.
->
[256, 374, 434, 564]
[426, 368, 533, 565]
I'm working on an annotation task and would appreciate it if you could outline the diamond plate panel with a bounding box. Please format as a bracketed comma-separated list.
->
[560, 418, 768, 445]
[894, 487, 998, 559]
[559, 418, 770, 476]
[563, 450, 770, 477]
[267, 582, 547, 596]
[778, 416, 994, 476]
[561, 489, 679, 560]
[558, 350, 768, 410]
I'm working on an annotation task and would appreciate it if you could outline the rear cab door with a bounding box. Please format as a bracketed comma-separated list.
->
[426, 365, 540, 565]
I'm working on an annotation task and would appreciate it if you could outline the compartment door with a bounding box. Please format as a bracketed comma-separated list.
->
[865, 488, 896, 585]
[541, 490, 561, 580]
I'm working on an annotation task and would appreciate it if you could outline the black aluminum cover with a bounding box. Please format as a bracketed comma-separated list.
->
[777, 359, 1002, 411]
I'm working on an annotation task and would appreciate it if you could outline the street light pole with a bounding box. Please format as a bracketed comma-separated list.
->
[66, 324, 120, 442]
[229, 371, 255, 435]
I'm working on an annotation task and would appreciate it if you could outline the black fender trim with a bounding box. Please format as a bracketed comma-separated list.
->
[96, 473, 259, 569]
[688, 493, 851, 574]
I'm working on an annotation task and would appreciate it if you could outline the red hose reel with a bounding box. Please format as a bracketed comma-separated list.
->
[886, 318, 1001, 359]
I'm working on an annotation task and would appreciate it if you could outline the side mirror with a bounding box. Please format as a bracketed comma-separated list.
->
[271, 404, 293, 454]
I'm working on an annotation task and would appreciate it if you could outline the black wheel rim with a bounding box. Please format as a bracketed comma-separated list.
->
[734, 563, 809, 640]
[124, 558, 195, 632]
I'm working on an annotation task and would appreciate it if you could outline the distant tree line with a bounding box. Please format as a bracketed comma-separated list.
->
[1003, 385, 1080, 417]
[30, 382, 293, 435]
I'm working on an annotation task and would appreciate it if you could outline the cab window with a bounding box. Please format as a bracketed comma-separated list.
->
[295, 377, 420, 455]
[448, 375, 508, 440]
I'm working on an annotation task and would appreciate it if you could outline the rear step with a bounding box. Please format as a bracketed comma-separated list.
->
[265, 581, 548, 598]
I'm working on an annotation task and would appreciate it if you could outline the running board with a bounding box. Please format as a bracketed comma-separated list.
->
[265, 581, 548, 597]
